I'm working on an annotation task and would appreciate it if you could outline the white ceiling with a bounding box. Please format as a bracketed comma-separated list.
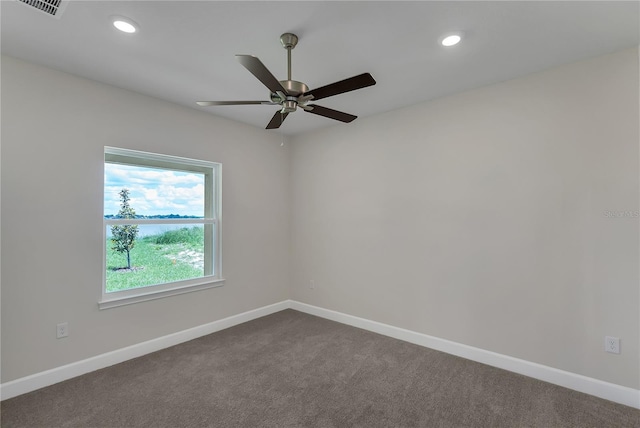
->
[2, 1, 638, 136]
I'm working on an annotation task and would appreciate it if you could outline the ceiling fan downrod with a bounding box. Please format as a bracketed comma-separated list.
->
[280, 32, 297, 81]
[277, 33, 308, 113]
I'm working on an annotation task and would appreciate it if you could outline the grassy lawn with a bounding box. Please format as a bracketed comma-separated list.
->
[106, 227, 204, 292]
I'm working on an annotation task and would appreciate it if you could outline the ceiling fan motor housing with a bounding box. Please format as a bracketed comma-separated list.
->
[271, 80, 310, 112]
[277, 80, 309, 96]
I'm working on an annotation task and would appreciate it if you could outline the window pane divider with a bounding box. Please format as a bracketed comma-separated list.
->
[104, 218, 216, 225]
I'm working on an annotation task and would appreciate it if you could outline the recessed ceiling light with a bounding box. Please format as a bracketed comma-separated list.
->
[441, 33, 462, 47]
[112, 17, 138, 34]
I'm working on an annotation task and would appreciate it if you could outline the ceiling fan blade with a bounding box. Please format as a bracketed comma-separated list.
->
[305, 104, 357, 123]
[303, 73, 376, 101]
[236, 55, 288, 94]
[196, 101, 277, 106]
[266, 111, 289, 129]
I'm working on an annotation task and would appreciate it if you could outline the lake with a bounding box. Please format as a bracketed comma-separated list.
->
[106, 223, 202, 238]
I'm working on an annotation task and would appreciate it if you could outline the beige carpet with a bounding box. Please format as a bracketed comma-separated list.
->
[2, 309, 639, 427]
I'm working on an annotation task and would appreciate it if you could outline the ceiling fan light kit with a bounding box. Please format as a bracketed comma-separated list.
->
[197, 33, 376, 129]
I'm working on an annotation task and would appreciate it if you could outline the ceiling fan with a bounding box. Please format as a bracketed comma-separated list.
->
[197, 33, 376, 130]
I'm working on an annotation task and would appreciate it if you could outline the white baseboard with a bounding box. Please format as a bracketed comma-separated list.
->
[0, 300, 291, 401]
[3, 299, 639, 410]
[290, 301, 640, 409]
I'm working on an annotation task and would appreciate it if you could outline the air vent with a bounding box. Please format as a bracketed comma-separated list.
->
[16, 0, 68, 18]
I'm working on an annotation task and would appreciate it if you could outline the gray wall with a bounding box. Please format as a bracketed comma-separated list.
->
[290, 48, 639, 389]
[2, 48, 638, 391]
[1, 56, 291, 382]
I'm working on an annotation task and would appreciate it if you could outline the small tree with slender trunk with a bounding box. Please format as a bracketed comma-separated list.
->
[111, 188, 139, 269]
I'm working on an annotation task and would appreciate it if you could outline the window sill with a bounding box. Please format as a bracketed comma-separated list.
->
[98, 278, 225, 310]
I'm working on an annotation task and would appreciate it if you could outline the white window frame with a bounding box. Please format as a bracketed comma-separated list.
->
[100, 147, 223, 309]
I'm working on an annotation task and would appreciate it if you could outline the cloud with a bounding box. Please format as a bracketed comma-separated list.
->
[104, 164, 205, 216]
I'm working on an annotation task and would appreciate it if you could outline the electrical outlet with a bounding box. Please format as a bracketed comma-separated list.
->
[309, 280, 315, 290]
[56, 322, 69, 339]
[605, 336, 620, 354]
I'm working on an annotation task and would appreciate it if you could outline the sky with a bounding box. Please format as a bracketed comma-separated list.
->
[104, 163, 205, 217]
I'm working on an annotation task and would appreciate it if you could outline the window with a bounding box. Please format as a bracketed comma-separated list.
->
[101, 147, 223, 309]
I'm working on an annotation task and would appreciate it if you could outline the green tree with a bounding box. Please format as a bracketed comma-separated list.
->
[111, 188, 139, 269]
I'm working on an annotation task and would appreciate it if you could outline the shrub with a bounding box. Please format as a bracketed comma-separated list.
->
[154, 227, 204, 246]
